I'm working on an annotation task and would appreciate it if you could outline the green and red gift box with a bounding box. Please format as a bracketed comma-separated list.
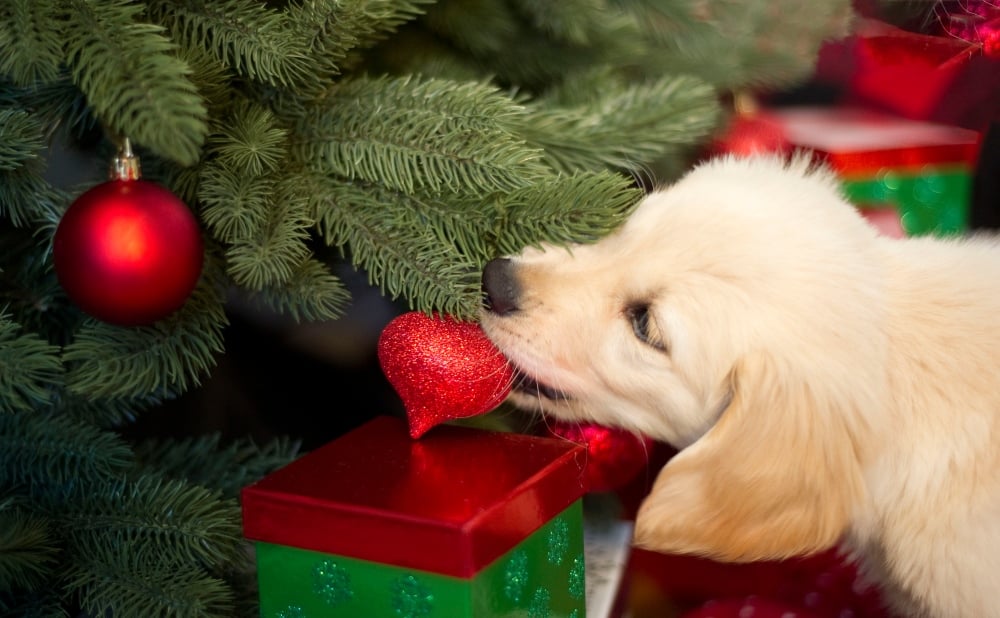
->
[761, 106, 982, 237]
[242, 416, 589, 617]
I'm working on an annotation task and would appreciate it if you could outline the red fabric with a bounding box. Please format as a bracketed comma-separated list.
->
[241, 415, 586, 577]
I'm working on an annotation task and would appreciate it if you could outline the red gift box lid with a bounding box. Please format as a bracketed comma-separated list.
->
[242, 415, 587, 578]
[763, 106, 981, 175]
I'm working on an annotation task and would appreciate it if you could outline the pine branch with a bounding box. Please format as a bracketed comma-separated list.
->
[312, 176, 482, 318]
[0, 76, 99, 141]
[64, 476, 243, 572]
[63, 0, 207, 165]
[518, 74, 721, 174]
[223, 180, 315, 291]
[0, 0, 64, 87]
[0, 413, 132, 489]
[0, 168, 66, 231]
[67, 552, 234, 618]
[0, 504, 60, 594]
[509, 0, 631, 46]
[62, 284, 227, 400]
[0, 312, 63, 414]
[494, 171, 642, 256]
[198, 167, 274, 243]
[634, 0, 854, 90]
[133, 434, 301, 499]
[287, 0, 433, 85]
[148, 0, 312, 88]
[0, 109, 44, 172]
[208, 100, 288, 177]
[251, 257, 350, 322]
[293, 75, 550, 196]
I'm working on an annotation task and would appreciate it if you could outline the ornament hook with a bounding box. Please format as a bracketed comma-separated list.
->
[109, 137, 141, 181]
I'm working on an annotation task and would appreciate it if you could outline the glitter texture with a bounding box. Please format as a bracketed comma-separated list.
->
[391, 574, 434, 617]
[503, 549, 529, 603]
[569, 554, 585, 600]
[313, 559, 353, 606]
[528, 587, 551, 618]
[276, 605, 305, 618]
[547, 518, 569, 565]
[377, 312, 514, 438]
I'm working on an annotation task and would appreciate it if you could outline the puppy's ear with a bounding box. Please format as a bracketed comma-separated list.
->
[633, 351, 867, 562]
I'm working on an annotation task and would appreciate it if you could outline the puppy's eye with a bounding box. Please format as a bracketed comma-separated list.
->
[627, 304, 666, 351]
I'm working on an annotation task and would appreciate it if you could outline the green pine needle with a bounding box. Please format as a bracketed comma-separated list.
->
[63, 0, 207, 165]
[0, 507, 60, 594]
[519, 74, 721, 174]
[0, 0, 64, 87]
[64, 476, 243, 572]
[148, 0, 312, 88]
[0, 109, 44, 172]
[0, 413, 132, 489]
[208, 100, 287, 178]
[62, 284, 227, 400]
[67, 551, 234, 618]
[133, 434, 301, 499]
[0, 313, 63, 414]
[252, 257, 351, 323]
[294, 75, 550, 196]
[495, 171, 642, 255]
[198, 166, 274, 243]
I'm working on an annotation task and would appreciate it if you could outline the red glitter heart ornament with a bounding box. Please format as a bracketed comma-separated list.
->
[378, 312, 514, 439]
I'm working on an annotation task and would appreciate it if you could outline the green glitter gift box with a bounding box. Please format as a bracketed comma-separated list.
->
[764, 107, 982, 237]
[242, 416, 589, 617]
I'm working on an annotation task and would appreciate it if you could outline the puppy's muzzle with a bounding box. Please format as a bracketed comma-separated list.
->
[482, 257, 521, 315]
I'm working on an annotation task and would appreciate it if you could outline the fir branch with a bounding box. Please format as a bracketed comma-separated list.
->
[0, 0, 65, 87]
[251, 256, 350, 322]
[224, 181, 314, 291]
[63, 0, 207, 165]
[62, 284, 227, 400]
[53, 393, 145, 429]
[287, 0, 432, 83]
[0, 167, 66, 229]
[519, 75, 721, 174]
[0, 413, 132, 488]
[198, 166, 274, 243]
[147, 0, 311, 88]
[0, 109, 45, 172]
[208, 100, 287, 177]
[312, 176, 482, 317]
[509, 0, 630, 46]
[635, 0, 853, 90]
[133, 434, 301, 499]
[0, 312, 64, 414]
[64, 476, 243, 572]
[0, 76, 99, 141]
[0, 507, 60, 594]
[294, 75, 550, 196]
[495, 171, 641, 256]
[67, 551, 234, 618]
[0, 590, 66, 618]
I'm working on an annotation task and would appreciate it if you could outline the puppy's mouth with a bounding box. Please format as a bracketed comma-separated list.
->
[511, 366, 572, 401]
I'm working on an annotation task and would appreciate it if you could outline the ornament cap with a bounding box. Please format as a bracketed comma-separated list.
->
[109, 137, 141, 181]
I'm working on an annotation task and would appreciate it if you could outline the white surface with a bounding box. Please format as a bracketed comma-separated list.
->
[584, 519, 634, 618]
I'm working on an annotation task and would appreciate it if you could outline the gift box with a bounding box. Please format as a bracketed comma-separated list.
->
[242, 415, 588, 617]
[762, 106, 982, 237]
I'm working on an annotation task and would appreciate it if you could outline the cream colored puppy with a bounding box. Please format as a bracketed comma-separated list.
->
[480, 155, 1000, 617]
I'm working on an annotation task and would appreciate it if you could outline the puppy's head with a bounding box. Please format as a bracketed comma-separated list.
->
[481, 154, 887, 561]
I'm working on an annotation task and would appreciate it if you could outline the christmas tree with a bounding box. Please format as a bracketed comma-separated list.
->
[0, 1, 851, 615]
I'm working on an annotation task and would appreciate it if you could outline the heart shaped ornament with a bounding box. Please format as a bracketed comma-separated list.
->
[378, 311, 514, 438]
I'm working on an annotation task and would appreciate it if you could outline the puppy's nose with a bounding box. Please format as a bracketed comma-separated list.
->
[482, 258, 520, 315]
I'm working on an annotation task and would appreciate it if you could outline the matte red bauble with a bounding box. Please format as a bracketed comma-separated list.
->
[53, 177, 203, 326]
[378, 311, 513, 439]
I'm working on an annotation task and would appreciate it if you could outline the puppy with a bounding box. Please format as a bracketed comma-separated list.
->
[480, 154, 1000, 617]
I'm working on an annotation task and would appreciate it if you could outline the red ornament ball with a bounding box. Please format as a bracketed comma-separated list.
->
[53, 179, 203, 326]
[378, 311, 514, 439]
[710, 113, 790, 158]
[546, 421, 655, 493]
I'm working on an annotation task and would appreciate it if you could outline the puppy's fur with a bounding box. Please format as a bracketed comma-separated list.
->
[480, 155, 1000, 617]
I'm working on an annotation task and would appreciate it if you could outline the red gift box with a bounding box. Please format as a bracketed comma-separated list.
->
[242, 415, 587, 577]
